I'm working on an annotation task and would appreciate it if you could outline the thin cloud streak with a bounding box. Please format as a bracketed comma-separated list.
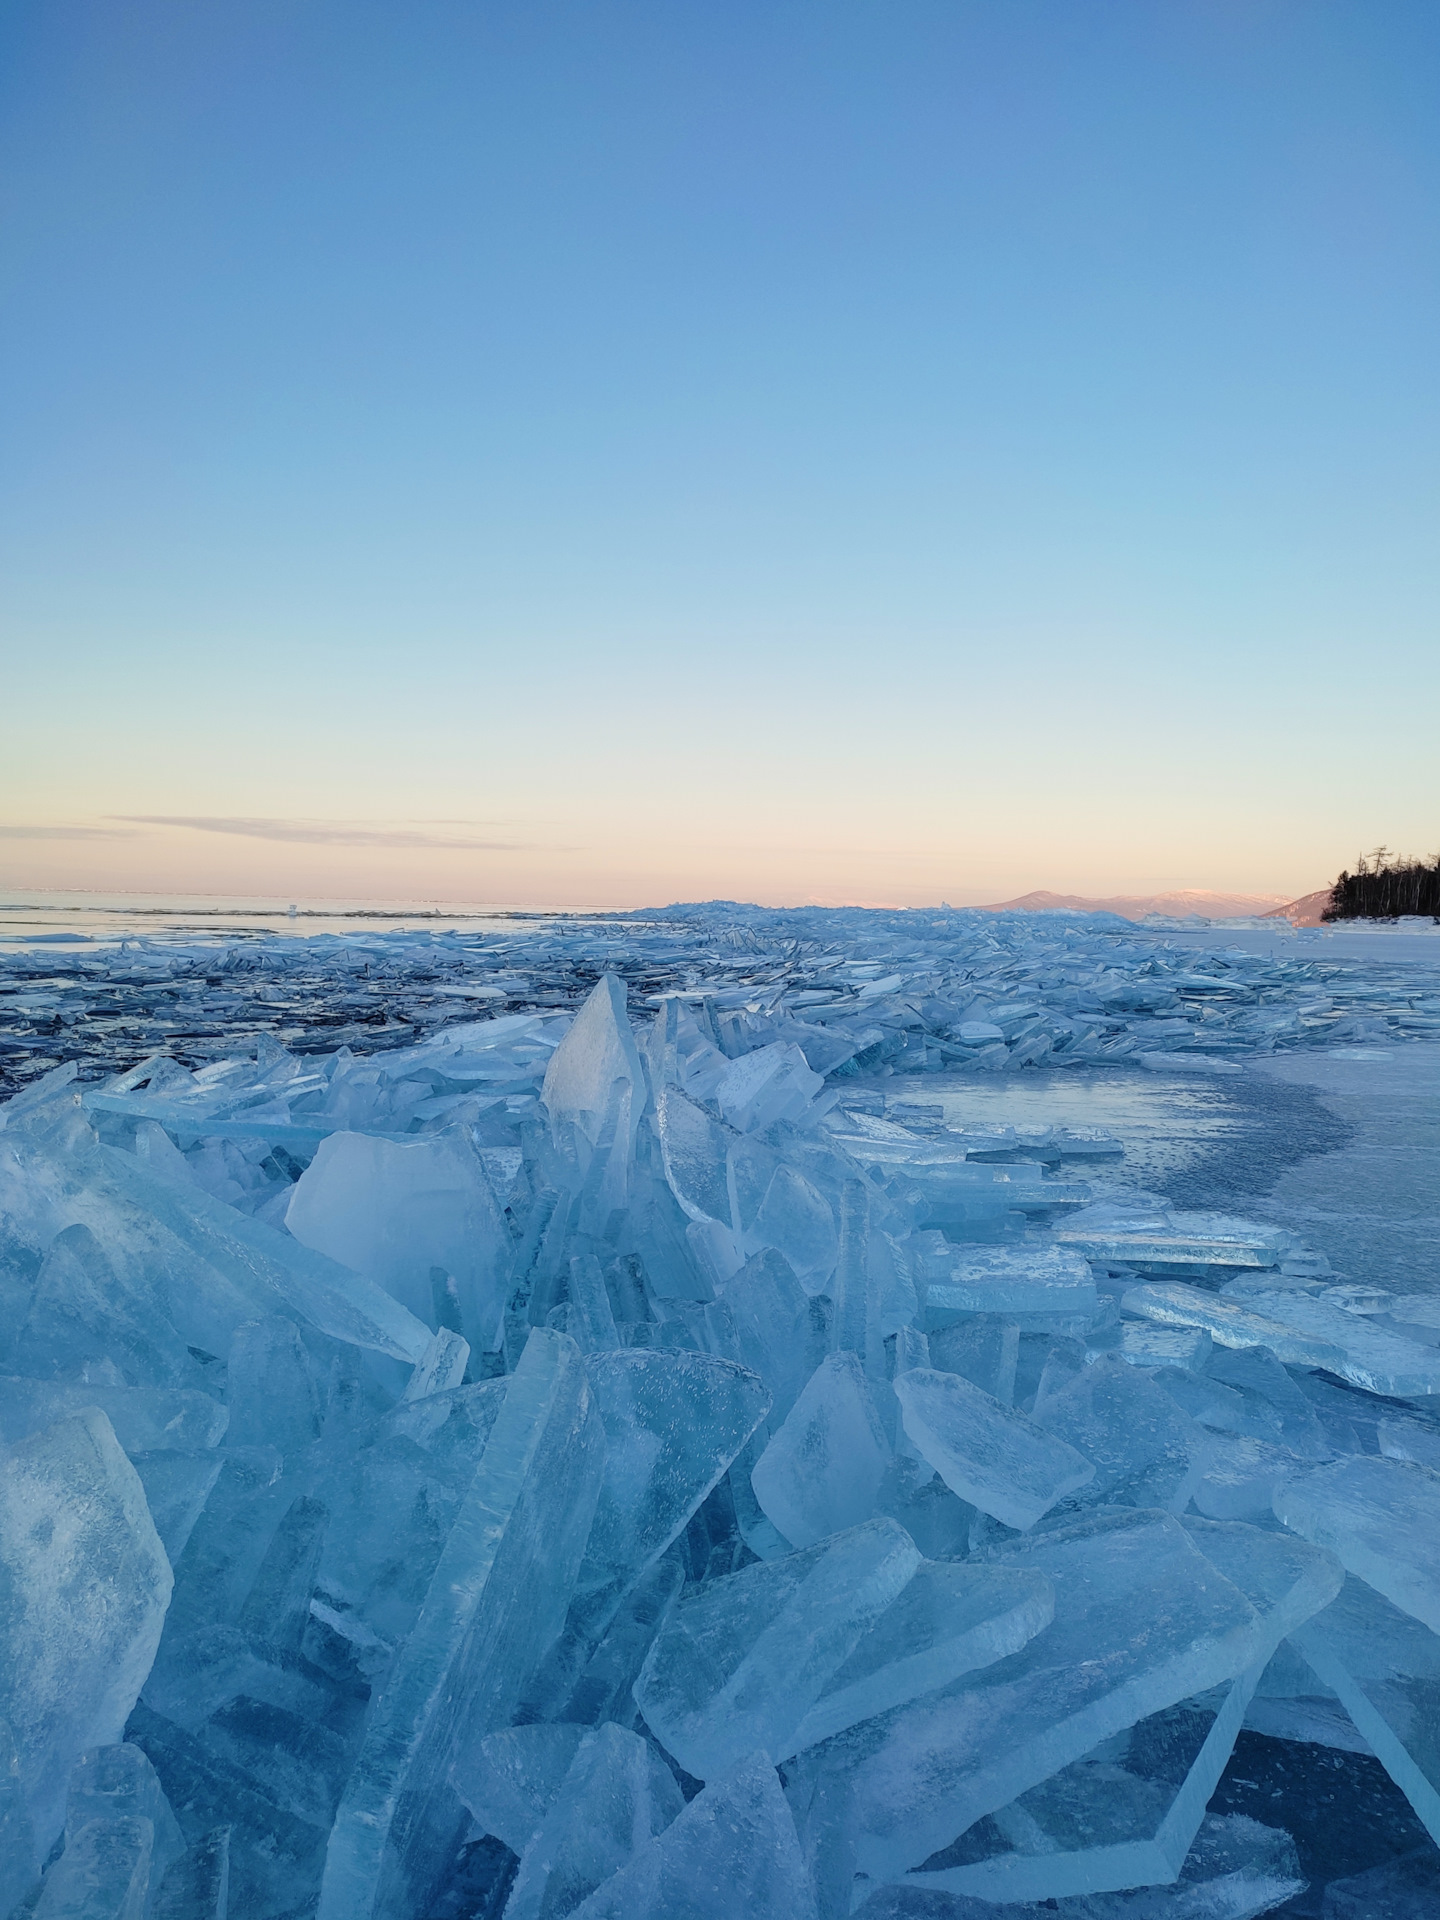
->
[110, 815, 532, 851]
[0, 824, 141, 840]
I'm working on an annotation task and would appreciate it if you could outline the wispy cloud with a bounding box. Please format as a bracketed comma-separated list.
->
[0, 824, 141, 840]
[110, 815, 529, 851]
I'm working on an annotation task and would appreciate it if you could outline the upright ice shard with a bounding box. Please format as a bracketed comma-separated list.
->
[571, 1349, 769, 1639]
[0, 1412, 172, 1854]
[318, 1329, 605, 1920]
[31, 1815, 153, 1919]
[542, 975, 646, 1216]
[751, 1353, 891, 1550]
[894, 1368, 1094, 1531]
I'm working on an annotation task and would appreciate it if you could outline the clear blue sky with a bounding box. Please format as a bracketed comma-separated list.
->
[2, 2, 1437, 906]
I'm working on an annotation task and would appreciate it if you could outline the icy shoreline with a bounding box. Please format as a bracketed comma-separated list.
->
[2, 908, 1439, 1917]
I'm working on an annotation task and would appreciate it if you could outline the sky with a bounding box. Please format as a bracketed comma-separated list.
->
[1, 2, 1437, 909]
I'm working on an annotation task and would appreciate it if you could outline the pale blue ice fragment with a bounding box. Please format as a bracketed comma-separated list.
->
[236, 1495, 328, 1654]
[656, 1087, 735, 1230]
[150, 1448, 286, 1661]
[0, 1412, 171, 1856]
[452, 1723, 589, 1852]
[498, 1723, 684, 1920]
[749, 1167, 838, 1294]
[751, 1352, 891, 1550]
[791, 1558, 1055, 1754]
[564, 1554, 685, 1728]
[1274, 1453, 1440, 1633]
[925, 1247, 1098, 1326]
[900, 1520, 1331, 1906]
[1288, 1574, 1440, 1844]
[15, 1224, 200, 1391]
[89, 1134, 434, 1362]
[1237, 1289, 1440, 1397]
[402, 1326, 471, 1400]
[32, 1815, 152, 1919]
[151, 1826, 229, 1920]
[928, 1319, 1018, 1406]
[316, 1380, 507, 1651]
[286, 1127, 509, 1353]
[0, 1379, 227, 1457]
[1202, 1345, 1328, 1460]
[1120, 1282, 1348, 1373]
[1032, 1355, 1207, 1513]
[714, 1042, 823, 1134]
[1194, 1435, 1306, 1522]
[895, 1368, 1094, 1531]
[62, 1745, 184, 1887]
[706, 1249, 812, 1425]
[567, 1753, 818, 1920]
[529, 1348, 768, 1715]
[542, 975, 646, 1215]
[1117, 1323, 1212, 1371]
[634, 1518, 920, 1780]
[318, 1328, 605, 1920]
[816, 1509, 1270, 1883]
[224, 1316, 321, 1455]
[567, 1255, 620, 1353]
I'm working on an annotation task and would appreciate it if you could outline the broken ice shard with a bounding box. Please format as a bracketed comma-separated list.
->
[750, 1351, 891, 1550]
[455, 1721, 683, 1920]
[319, 1328, 604, 1920]
[808, 1508, 1272, 1884]
[0, 1411, 171, 1856]
[1033, 1354, 1207, 1513]
[634, 1518, 920, 1779]
[286, 1126, 510, 1352]
[1274, 1452, 1440, 1634]
[924, 1246, 1099, 1324]
[1288, 1573, 1440, 1845]
[566, 1752, 818, 1920]
[893, 1367, 1094, 1530]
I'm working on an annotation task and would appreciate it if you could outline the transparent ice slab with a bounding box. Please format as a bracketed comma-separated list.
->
[894, 1368, 1095, 1530]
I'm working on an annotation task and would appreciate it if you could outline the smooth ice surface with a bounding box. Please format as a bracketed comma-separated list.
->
[31, 1815, 153, 1919]
[894, 1368, 1094, 1530]
[0, 1412, 172, 1855]
[750, 1352, 891, 1549]
[1274, 1453, 1440, 1634]
[634, 1519, 920, 1779]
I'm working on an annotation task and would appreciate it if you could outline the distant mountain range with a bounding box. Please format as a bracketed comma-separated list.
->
[977, 887, 1323, 923]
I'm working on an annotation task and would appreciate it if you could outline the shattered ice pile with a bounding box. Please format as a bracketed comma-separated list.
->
[5, 900, 1439, 1101]
[1, 950, 1438, 1918]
